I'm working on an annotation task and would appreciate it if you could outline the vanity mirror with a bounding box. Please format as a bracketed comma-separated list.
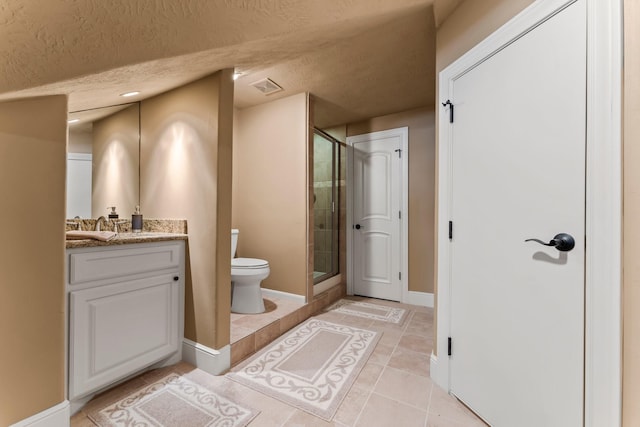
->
[67, 103, 140, 219]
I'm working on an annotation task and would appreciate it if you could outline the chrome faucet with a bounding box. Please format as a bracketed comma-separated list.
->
[94, 216, 106, 231]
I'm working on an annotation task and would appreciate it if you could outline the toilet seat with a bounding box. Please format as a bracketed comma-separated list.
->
[232, 257, 269, 269]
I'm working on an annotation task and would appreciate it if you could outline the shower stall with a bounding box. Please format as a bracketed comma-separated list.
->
[313, 129, 342, 285]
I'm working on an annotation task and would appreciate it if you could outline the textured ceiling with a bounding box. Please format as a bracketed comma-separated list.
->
[0, 0, 437, 127]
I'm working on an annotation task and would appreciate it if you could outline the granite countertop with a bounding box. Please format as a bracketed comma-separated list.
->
[66, 232, 188, 249]
[65, 218, 188, 249]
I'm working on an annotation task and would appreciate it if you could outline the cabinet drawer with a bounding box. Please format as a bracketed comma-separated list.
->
[69, 244, 181, 285]
[69, 273, 180, 399]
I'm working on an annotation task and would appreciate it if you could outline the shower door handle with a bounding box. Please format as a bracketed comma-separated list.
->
[355, 224, 362, 230]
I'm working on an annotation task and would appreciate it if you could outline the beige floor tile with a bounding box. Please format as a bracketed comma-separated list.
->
[397, 333, 433, 354]
[285, 409, 339, 426]
[337, 315, 375, 329]
[387, 347, 430, 377]
[231, 325, 255, 343]
[376, 328, 404, 348]
[352, 362, 384, 390]
[368, 341, 395, 365]
[429, 385, 486, 425]
[230, 312, 247, 323]
[369, 318, 409, 333]
[314, 310, 348, 324]
[333, 385, 371, 426]
[410, 311, 433, 322]
[373, 366, 432, 409]
[70, 412, 96, 427]
[137, 361, 196, 384]
[355, 392, 427, 427]
[405, 322, 434, 338]
[426, 414, 488, 427]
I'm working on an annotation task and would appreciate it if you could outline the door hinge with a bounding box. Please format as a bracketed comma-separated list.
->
[399, 210, 402, 219]
[448, 221, 453, 240]
[395, 148, 402, 158]
[442, 100, 454, 123]
[399, 272, 402, 281]
[448, 337, 452, 356]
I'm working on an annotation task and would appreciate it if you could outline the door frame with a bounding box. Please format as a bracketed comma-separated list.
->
[431, 0, 622, 425]
[346, 127, 409, 302]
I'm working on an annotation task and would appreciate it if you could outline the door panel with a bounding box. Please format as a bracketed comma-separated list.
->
[352, 135, 402, 301]
[448, 2, 586, 426]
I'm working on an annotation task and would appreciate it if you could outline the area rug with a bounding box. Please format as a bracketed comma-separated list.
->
[89, 373, 259, 427]
[226, 318, 380, 421]
[326, 299, 409, 324]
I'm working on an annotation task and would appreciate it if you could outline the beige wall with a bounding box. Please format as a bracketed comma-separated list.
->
[0, 96, 67, 425]
[92, 103, 140, 218]
[140, 71, 234, 349]
[233, 93, 309, 297]
[68, 127, 93, 154]
[623, 1, 640, 424]
[348, 107, 436, 294]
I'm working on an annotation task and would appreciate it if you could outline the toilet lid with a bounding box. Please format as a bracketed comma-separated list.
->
[232, 257, 269, 269]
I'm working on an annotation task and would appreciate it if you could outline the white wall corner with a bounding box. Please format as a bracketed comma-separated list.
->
[10, 400, 70, 427]
[182, 339, 230, 375]
[405, 291, 434, 308]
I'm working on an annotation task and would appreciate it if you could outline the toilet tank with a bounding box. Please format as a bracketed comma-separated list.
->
[231, 229, 239, 258]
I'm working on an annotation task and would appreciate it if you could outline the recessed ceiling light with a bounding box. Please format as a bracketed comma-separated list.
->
[68, 119, 80, 124]
[120, 91, 140, 97]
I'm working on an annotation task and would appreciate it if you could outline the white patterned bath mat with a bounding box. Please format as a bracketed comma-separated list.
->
[326, 299, 409, 324]
[226, 318, 380, 421]
[89, 373, 259, 427]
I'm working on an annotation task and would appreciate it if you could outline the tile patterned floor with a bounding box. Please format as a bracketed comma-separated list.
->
[71, 297, 486, 426]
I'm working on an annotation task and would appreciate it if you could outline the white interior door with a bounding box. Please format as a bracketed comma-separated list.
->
[448, 2, 586, 426]
[349, 129, 405, 301]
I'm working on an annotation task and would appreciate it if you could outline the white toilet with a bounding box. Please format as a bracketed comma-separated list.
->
[231, 229, 270, 314]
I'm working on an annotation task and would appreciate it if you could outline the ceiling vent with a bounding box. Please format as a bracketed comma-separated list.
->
[250, 78, 283, 95]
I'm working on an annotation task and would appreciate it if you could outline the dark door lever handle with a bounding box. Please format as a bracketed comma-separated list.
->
[525, 233, 575, 252]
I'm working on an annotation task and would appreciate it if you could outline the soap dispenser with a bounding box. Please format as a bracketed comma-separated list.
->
[132, 205, 143, 233]
[108, 206, 119, 219]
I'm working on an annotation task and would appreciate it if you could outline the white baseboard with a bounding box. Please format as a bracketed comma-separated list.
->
[405, 291, 434, 308]
[11, 400, 70, 427]
[182, 339, 230, 375]
[261, 288, 306, 304]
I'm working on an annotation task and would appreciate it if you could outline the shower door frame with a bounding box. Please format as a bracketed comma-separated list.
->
[313, 129, 341, 285]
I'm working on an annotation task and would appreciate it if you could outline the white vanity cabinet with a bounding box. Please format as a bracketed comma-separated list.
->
[66, 240, 185, 402]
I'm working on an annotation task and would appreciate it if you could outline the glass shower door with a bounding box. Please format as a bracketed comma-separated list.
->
[313, 130, 340, 284]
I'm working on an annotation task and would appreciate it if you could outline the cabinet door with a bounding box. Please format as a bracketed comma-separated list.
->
[69, 273, 179, 399]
